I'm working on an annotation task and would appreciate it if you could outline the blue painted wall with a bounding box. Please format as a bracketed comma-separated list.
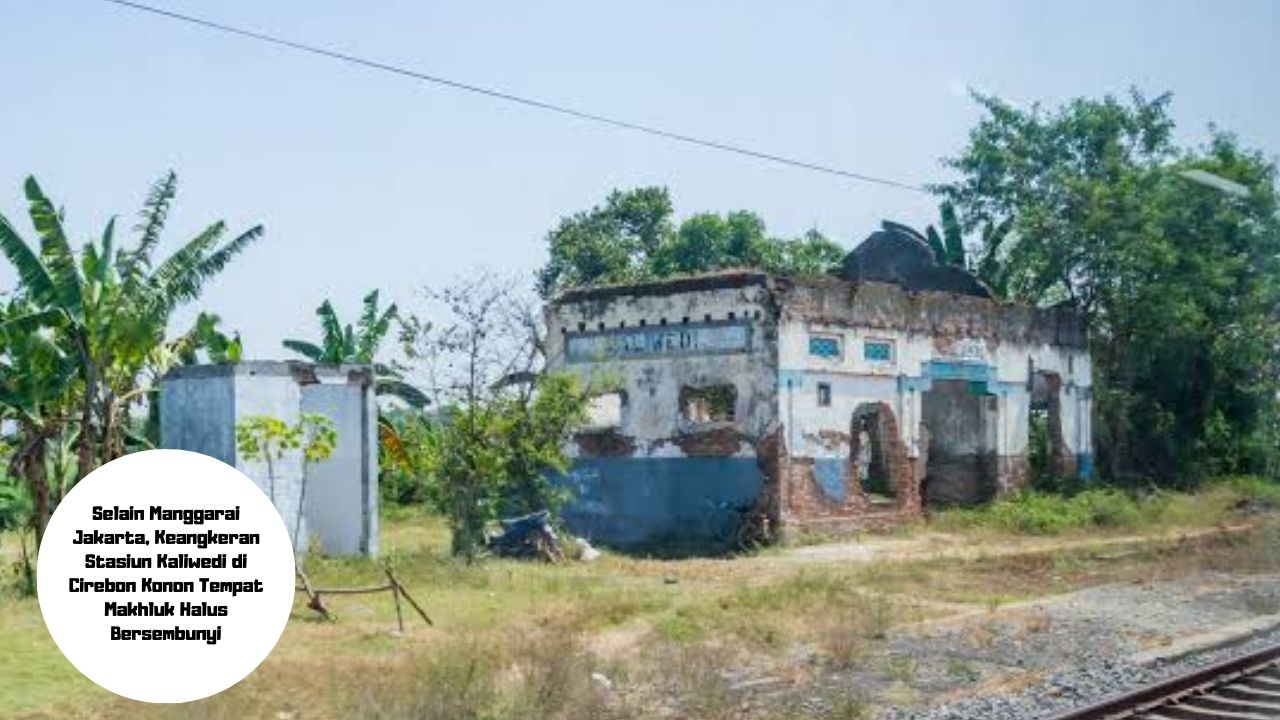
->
[812, 459, 846, 502]
[558, 458, 762, 545]
[1077, 453, 1095, 479]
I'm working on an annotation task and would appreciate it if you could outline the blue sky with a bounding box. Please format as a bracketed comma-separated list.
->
[3, 0, 1278, 356]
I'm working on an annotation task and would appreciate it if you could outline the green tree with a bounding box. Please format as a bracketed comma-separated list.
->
[898, 201, 1016, 297]
[0, 173, 262, 550]
[282, 290, 427, 408]
[401, 276, 590, 560]
[235, 413, 337, 547]
[537, 188, 846, 297]
[939, 89, 1280, 485]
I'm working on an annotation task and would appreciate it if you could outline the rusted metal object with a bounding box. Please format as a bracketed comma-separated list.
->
[1041, 644, 1280, 719]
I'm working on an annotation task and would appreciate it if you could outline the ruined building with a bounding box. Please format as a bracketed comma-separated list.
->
[544, 226, 1092, 545]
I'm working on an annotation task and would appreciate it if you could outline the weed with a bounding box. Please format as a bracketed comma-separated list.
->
[946, 658, 980, 683]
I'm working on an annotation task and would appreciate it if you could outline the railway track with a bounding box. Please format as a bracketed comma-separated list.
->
[1042, 643, 1280, 719]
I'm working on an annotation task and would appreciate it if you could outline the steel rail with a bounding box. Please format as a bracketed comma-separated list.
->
[1039, 643, 1280, 719]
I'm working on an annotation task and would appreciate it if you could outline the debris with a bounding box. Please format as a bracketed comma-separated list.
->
[574, 537, 602, 562]
[591, 672, 613, 691]
[487, 510, 565, 562]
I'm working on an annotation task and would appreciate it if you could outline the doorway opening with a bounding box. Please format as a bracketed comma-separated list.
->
[921, 379, 998, 507]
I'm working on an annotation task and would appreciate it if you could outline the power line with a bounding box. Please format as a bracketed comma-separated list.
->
[95, 0, 930, 193]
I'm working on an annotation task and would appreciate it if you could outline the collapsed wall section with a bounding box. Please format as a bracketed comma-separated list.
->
[769, 277, 1092, 536]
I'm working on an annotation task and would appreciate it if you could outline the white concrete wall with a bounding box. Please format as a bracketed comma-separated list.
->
[547, 281, 777, 455]
[160, 362, 378, 557]
[776, 319, 1093, 463]
[301, 377, 378, 556]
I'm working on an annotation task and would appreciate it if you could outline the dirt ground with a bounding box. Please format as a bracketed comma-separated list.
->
[1, 505, 1276, 720]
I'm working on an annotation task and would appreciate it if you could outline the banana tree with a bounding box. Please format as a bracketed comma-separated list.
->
[283, 290, 428, 469]
[283, 290, 427, 404]
[0, 173, 264, 497]
[0, 297, 78, 551]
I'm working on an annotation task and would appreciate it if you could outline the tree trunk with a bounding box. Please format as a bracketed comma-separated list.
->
[28, 441, 50, 551]
[76, 350, 97, 482]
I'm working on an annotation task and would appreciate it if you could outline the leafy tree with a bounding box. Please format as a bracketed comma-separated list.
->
[536, 187, 673, 295]
[282, 290, 427, 408]
[537, 188, 846, 297]
[235, 413, 337, 547]
[400, 275, 589, 560]
[939, 89, 1280, 485]
[0, 173, 262, 550]
[894, 201, 1016, 297]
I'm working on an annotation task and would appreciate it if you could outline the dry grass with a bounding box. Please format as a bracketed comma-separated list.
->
[1, 502, 1277, 719]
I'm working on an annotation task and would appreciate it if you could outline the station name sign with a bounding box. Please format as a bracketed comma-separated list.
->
[566, 321, 752, 363]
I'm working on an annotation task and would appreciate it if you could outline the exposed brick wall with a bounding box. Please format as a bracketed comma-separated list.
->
[996, 455, 1030, 494]
[573, 429, 636, 457]
[671, 425, 748, 457]
[1042, 373, 1076, 479]
[776, 402, 922, 537]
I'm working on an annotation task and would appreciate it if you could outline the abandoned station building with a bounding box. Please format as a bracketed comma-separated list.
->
[544, 226, 1093, 545]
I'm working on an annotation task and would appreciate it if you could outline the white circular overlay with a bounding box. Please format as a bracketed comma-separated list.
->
[38, 450, 295, 703]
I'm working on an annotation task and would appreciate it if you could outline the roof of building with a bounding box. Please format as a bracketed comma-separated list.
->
[550, 268, 770, 304]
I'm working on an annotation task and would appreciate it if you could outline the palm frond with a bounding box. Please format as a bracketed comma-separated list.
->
[316, 300, 346, 362]
[96, 217, 116, 284]
[24, 177, 84, 316]
[188, 224, 264, 288]
[0, 212, 58, 309]
[282, 339, 325, 362]
[147, 221, 226, 311]
[940, 201, 965, 267]
[924, 226, 947, 264]
[375, 378, 430, 407]
[0, 308, 65, 336]
[135, 171, 178, 262]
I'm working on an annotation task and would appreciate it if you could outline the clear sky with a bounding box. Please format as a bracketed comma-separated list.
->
[3, 0, 1278, 357]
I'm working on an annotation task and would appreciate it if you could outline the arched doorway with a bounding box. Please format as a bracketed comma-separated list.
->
[847, 403, 913, 510]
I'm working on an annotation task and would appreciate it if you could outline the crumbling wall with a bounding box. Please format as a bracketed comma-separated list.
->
[775, 402, 921, 537]
[771, 275, 1092, 533]
[546, 272, 781, 545]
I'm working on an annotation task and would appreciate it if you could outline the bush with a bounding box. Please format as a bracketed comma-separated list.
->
[0, 472, 30, 533]
[938, 488, 1146, 535]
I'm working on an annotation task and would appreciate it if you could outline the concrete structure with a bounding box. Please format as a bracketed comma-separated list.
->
[159, 361, 378, 556]
[545, 227, 1092, 545]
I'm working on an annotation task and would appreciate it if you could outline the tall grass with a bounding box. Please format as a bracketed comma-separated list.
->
[934, 476, 1280, 535]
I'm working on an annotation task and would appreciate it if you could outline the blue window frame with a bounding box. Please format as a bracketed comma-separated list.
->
[808, 336, 841, 359]
[864, 340, 893, 362]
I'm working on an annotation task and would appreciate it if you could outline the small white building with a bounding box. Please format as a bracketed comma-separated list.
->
[159, 361, 379, 556]
[544, 227, 1092, 544]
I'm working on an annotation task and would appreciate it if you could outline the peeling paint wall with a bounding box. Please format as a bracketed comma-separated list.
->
[159, 362, 379, 556]
[774, 278, 1093, 519]
[545, 270, 1093, 545]
[546, 273, 777, 544]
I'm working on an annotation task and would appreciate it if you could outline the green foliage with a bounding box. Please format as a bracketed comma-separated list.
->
[940, 89, 1280, 486]
[938, 476, 1279, 536]
[283, 290, 428, 408]
[236, 413, 337, 470]
[536, 187, 846, 296]
[0, 172, 261, 547]
[396, 374, 589, 560]
[495, 373, 590, 518]
[0, 472, 31, 533]
[236, 413, 337, 547]
[939, 489, 1145, 535]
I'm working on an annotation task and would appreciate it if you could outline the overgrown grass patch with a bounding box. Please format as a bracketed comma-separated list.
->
[933, 476, 1279, 536]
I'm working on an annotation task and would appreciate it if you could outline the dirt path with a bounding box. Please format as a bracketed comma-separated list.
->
[780, 523, 1255, 566]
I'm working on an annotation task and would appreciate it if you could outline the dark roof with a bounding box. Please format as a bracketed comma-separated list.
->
[837, 226, 993, 298]
[550, 269, 769, 304]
